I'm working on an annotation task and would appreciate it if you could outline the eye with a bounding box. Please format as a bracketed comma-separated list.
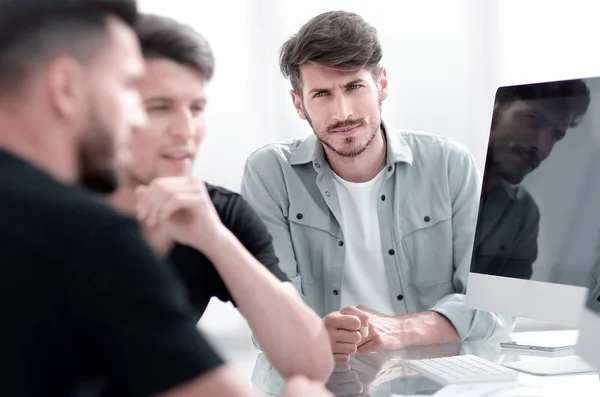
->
[348, 84, 362, 90]
[525, 114, 544, 129]
[190, 105, 205, 115]
[313, 91, 327, 98]
[147, 105, 169, 112]
[554, 130, 566, 141]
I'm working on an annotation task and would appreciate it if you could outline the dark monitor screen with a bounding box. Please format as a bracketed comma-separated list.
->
[469, 77, 600, 313]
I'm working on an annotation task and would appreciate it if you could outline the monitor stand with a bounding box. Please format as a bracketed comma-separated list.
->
[499, 329, 596, 376]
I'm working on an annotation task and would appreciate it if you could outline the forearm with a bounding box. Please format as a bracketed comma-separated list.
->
[198, 228, 334, 382]
[393, 311, 460, 347]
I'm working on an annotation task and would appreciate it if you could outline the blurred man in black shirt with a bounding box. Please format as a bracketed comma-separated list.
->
[0, 1, 331, 396]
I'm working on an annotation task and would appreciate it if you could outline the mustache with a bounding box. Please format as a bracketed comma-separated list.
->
[327, 119, 365, 133]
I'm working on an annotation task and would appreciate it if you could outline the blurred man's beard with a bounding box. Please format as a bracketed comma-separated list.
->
[79, 164, 119, 193]
[77, 112, 120, 194]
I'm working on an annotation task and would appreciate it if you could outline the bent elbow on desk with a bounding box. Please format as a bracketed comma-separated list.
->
[251, 284, 335, 383]
[277, 323, 334, 383]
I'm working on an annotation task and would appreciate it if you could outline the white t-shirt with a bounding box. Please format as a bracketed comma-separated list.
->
[333, 168, 397, 315]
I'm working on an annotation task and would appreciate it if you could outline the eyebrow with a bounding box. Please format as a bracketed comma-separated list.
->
[307, 79, 368, 96]
[144, 97, 207, 105]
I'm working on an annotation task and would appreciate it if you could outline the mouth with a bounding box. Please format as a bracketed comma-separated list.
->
[514, 148, 539, 169]
[161, 151, 193, 162]
[332, 124, 361, 136]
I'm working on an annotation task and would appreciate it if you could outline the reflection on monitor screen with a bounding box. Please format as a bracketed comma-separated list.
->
[467, 76, 600, 326]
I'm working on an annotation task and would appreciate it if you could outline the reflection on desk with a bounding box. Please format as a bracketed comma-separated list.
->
[251, 331, 600, 396]
[252, 338, 506, 396]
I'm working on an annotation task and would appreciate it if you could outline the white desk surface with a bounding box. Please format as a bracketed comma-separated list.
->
[252, 329, 600, 396]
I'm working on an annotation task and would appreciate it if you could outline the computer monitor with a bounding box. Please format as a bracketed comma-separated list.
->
[466, 76, 600, 328]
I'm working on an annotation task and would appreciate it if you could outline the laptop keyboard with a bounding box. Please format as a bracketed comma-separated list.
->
[406, 354, 519, 384]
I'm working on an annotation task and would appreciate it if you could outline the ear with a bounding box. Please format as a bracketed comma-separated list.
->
[378, 67, 389, 101]
[45, 57, 86, 122]
[290, 89, 307, 120]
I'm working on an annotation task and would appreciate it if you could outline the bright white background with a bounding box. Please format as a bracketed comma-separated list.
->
[137, 0, 600, 382]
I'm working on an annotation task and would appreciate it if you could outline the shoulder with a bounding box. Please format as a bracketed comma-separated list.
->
[206, 182, 261, 228]
[245, 137, 309, 170]
[206, 182, 243, 213]
[4, 170, 128, 237]
[394, 129, 477, 183]
[400, 129, 473, 162]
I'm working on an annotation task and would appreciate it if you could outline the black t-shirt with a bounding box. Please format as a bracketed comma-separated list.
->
[0, 150, 224, 397]
[169, 184, 290, 321]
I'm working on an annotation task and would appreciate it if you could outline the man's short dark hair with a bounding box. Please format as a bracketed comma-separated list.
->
[279, 10, 383, 96]
[135, 13, 214, 81]
[495, 79, 591, 127]
[0, 0, 138, 99]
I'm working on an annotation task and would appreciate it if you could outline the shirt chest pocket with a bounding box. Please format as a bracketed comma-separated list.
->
[473, 212, 533, 279]
[397, 202, 454, 288]
[287, 202, 336, 284]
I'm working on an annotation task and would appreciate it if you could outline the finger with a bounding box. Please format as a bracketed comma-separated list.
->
[333, 342, 357, 355]
[339, 306, 363, 316]
[331, 329, 361, 344]
[356, 338, 381, 354]
[156, 193, 190, 223]
[326, 373, 363, 395]
[334, 353, 351, 363]
[134, 186, 149, 221]
[143, 178, 193, 226]
[339, 307, 369, 336]
[356, 304, 380, 314]
[145, 188, 164, 228]
[328, 382, 363, 396]
[333, 363, 351, 373]
[324, 312, 361, 332]
[328, 369, 358, 384]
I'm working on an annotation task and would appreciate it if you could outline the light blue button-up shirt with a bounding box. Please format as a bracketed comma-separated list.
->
[241, 124, 513, 341]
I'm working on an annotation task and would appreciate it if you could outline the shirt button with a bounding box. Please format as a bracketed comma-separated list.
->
[381, 195, 386, 201]
[296, 213, 303, 220]
[500, 245, 506, 251]
[389, 249, 395, 255]
[315, 163, 321, 168]
[387, 166, 393, 172]
[424, 216, 431, 222]
[325, 191, 331, 197]
[397, 294, 404, 301]
[338, 241, 344, 246]
[333, 290, 339, 295]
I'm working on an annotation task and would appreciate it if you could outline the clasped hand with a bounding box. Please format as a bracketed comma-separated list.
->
[324, 305, 404, 363]
[134, 176, 226, 253]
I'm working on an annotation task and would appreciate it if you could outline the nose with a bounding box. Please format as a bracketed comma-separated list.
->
[331, 94, 352, 121]
[131, 96, 148, 130]
[534, 127, 554, 162]
[168, 110, 195, 140]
